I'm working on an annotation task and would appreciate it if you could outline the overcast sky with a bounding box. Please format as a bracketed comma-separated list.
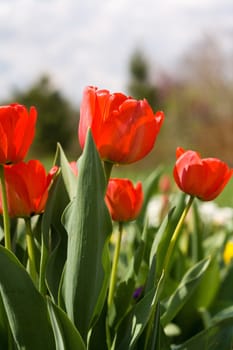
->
[0, 0, 232, 105]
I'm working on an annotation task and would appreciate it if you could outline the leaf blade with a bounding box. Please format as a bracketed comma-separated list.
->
[0, 246, 55, 350]
[62, 130, 112, 340]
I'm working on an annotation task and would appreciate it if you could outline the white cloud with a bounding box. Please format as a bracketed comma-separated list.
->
[0, 0, 232, 105]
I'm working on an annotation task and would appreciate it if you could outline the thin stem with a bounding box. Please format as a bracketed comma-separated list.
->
[0, 165, 11, 251]
[25, 218, 38, 285]
[163, 195, 194, 275]
[108, 222, 123, 308]
[191, 200, 203, 262]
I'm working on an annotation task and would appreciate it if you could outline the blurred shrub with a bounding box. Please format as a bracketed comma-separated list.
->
[127, 49, 159, 110]
[127, 35, 233, 170]
[4, 74, 79, 158]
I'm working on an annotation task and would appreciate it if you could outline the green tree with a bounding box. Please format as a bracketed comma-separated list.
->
[127, 49, 158, 109]
[7, 75, 78, 157]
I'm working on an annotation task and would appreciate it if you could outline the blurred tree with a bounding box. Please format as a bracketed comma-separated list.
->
[127, 49, 159, 109]
[125, 36, 233, 172]
[170, 35, 233, 163]
[6, 75, 79, 157]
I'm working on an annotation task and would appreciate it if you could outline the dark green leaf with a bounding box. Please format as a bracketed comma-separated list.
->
[138, 303, 171, 350]
[172, 317, 233, 350]
[0, 246, 55, 349]
[136, 167, 163, 229]
[88, 301, 109, 350]
[161, 257, 210, 326]
[153, 193, 186, 280]
[61, 130, 112, 341]
[41, 168, 70, 301]
[55, 143, 77, 200]
[47, 298, 86, 350]
[110, 277, 135, 328]
[0, 294, 8, 349]
[114, 272, 164, 349]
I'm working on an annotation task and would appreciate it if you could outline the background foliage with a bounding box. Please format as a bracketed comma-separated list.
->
[3, 75, 79, 157]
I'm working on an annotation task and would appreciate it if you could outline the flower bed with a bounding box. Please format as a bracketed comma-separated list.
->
[0, 87, 232, 349]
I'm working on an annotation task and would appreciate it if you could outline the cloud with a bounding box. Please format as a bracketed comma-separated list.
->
[0, 0, 232, 105]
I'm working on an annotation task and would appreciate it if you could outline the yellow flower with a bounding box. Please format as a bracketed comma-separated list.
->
[223, 241, 233, 265]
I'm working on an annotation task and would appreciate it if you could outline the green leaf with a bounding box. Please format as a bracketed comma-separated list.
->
[0, 246, 55, 349]
[45, 225, 67, 303]
[190, 255, 220, 310]
[42, 171, 70, 302]
[145, 194, 186, 297]
[172, 317, 233, 350]
[215, 262, 233, 306]
[212, 305, 233, 324]
[136, 167, 163, 228]
[110, 277, 135, 328]
[139, 303, 171, 350]
[54, 143, 77, 200]
[114, 272, 164, 350]
[111, 226, 151, 331]
[61, 130, 112, 341]
[41, 144, 78, 301]
[153, 193, 186, 280]
[88, 301, 109, 350]
[47, 298, 86, 350]
[161, 257, 210, 326]
[0, 294, 8, 349]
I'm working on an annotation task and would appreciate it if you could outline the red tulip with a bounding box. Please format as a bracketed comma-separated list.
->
[0, 160, 58, 217]
[173, 147, 233, 201]
[105, 178, 143, 222]
[78, 86, 164, 164]
[0, 103, 37, 164]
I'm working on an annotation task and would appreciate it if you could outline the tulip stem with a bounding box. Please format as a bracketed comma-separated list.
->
[108, 222, 123, 308]
[0, 165, 11, 251]
[25, 218, 38, 285]
[163, 195, 194, 275]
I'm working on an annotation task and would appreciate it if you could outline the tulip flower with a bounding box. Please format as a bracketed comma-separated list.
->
[0, 103, 37, 164]
[105, 178, 143, 222]
[173, 147, 233, 201]
[78, 86, 164, 164]
[0, 160, 58, 218]
[106, 178, 143, 307]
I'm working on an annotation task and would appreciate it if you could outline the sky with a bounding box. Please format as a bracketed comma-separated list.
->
[0, 0, 232, 105]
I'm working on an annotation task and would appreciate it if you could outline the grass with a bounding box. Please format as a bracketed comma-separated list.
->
[215, 177, 233, 208]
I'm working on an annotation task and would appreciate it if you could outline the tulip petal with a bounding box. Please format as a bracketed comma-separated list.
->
[78, 86, 164, 164]
[0, 160, 56, 217]
[173, 148, 233, 201]
[105, 178, 143, 222]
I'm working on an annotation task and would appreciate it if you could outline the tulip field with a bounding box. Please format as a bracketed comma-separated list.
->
[0, 87, 232, 349]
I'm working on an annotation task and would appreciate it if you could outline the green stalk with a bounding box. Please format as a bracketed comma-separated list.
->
[0, 165, 11, 251]
[163, 195, 194, 275]
[191, 200, 204, 262]
[25, 217, 38, 285]
[108, 222, 123, 307]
